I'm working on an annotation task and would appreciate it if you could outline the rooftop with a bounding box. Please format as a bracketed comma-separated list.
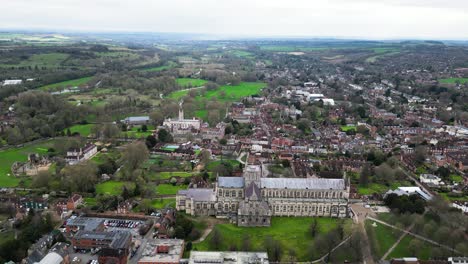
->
[218, 177, 244, 188]
[138, 239, 184, 263]
[189, 251, 269, 264]
[260, 178, 345, 190]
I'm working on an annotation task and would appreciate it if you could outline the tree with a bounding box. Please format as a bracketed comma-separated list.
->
[241, 234, 251, 251]
[199, 150, 211, 165]
[141, 124, 148, 132]
[210, 228, 223, 250]
[264, 236, 282, 262]
[150, 110, 164, 125]
[359, 163, 371, 187]
[121, 142, 149, 179]
[32, 171, 51, 189]
[145, 135, 157, 149]
[158, 129, 173, 143]
[61, 161, 98, 192]
[309, 218, 319, 237]
[414, 145, 427, 165]
[408, 239, 422, 256]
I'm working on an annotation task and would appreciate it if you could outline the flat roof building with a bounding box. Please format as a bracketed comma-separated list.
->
[188, 251, 269, 264]
[138, 239, 184, 264]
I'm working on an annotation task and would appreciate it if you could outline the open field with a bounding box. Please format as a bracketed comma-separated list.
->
[143, 61, 177, 72]
[439, 77, 468, 84]
[194, 217, 351, 261]
[387, 235, 433, 259]
[176, 78, 208, 87]
[206, 160, 241, 172]
[168, 82, 266, 102]
[64, 124, 94, 137]
[155, 184, 188, 195]
[151, 171, 195, 180]
[39, 76, 92, 91]
[365, 219, 401, 259]
[151, 198, 176, 209]
[357, 181, 411, 195]
[95, 181, 135, 195]
[0, 140, 55, 187]
[340, 125, 356, 132]
[0, 52, 69, 68]
[229, 50, 254, 58]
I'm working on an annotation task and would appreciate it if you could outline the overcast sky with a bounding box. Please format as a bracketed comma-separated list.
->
[1, 0, 468, 39]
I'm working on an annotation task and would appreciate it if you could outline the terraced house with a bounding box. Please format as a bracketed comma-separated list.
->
[176, 165, 350, 227]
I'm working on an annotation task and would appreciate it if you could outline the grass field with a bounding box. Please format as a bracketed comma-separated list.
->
[151, 198, 176, 209]
[168, 82, 266, 102]
[358, 181, 411, 195]
[387, 235, 432, 259]
[176, 78, 208, 87]
[365, 219, 401, 259]
[122, 125, 154, 138]
[143, 61, 177, 72]
[39, 76, 92, 91]
[152, 171, 195, 179]
[194, 217, 351, 261]
[206, 160, 240, 172]
[0, 140, 55, 187]
[230, 50, 254, 58]
[84, 197, 98, 206]
[155, 184, 188, 195]
[64, 124, 95, 137]
[340, 125, 356, 132]
[0, 52, 69, 68]
[439, 77, 468, 84]
[95, 181, 135, 195]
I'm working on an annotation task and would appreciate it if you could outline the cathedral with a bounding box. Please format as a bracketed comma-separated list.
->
[176, 165, 350, 227]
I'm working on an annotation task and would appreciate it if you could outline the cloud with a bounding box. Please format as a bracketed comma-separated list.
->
[0, 0, 467, 39]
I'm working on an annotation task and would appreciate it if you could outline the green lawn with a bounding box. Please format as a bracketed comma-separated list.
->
[155, 184, 188, 195]
[450, 174, 463, 183]
[439, 78, 468, 84]
[358, 181, 411, 195]
[176, 78, 208, 87]
[206, 160, 240, 172]
[168, 82, 266, 102]
[340, 125, 356, 132]
[39, 76, 92, 91]
[151, 198, 176, 209]
[143, 61, 177, 72]
[64, 124, 94, 137]
[365, 220, 401, 259]
[387, 235, 433, 259]
[194, 217, 351, 261]
[0, 53, 69, 68]
[0, 140, 55, 187]
[153, 171, 195, 179]
[84, 197, 98, 206]
[122, 125, 154, 138]
[95, 181, 135, 195]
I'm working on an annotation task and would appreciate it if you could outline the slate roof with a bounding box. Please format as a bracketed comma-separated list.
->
[245, 182, 261, 200]
[260, 178, 345, 190]
[181, 189, 217, 202]
[218, 177, 244, 188]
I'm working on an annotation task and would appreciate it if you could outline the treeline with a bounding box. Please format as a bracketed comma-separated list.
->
[1, 91, 85, 145]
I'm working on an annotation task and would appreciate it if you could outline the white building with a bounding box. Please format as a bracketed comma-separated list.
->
[163, 101, 201, 133]
[385, 187, 432, 201]
[121, 116, 150, 125]
[65, 144, 98, 164]
[2, 79, 22, 86]
[419, 174, 443, 186]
